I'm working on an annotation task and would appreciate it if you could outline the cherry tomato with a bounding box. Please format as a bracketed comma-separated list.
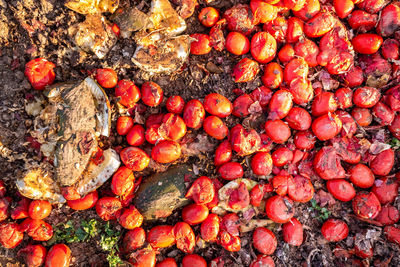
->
[201, 214, 220, 242]
[24, 58, 56, 90]
[198, 7, 220, 27]
[173, 222, 195, 253]
[375, 206, 400, 226]
[122, 227, 146, 253]
[371, 177, 399, 204]
[349, 164, 375, 188]
[218, 162, 243, 180]
[185, 176, 215, 204]
[95, 197, 122, 221]
[262, 62, 283, 89]
[313, 146, 345, 180]
[67, 191, 98, 211]
[141, 82, 163, 107]
[203, 93, 233, 118]
[294, 130, 315, 150]
[120, 147, 150, 171]
[285, 107, 311, 131]
[353, 87, 381, 108]
[265, 195, 294, 223]
[95, 68, 118, 88]
[233, 58, 260, 83]
[321, 219, 349, 242]
[232, 94, 254, 117]
[250, 32, 277, 64]
[118, 206, 143, 230]
[352, 191, 381, 219]
[183, 99, 205, 129]
[20, 218, 53, 241]
[166, 95, 185, 114]
[126, 124, 145, 146]
[116, 116, 134, 136]
[288, 175, 314, 203]
[190, 34, 212, 55]
[129, 248, 156, 267]
[214, 140, 232, 166]
[250, 255, 275, 267]
[160, 113, 187, 141]
[28, 200, 52, 220]
[352, 34, 383, 54]
[115, 80, 141, 108]
[225, 32, 250, 55]
[11, 197, 30, 220]
[156, 258, 177, 267]
[147, 225, 175, 248]
[251, 152, 273, 176]
[326, 179, 355, 202]
[18, 244, 47, 267]
[253, 227, 277, 255]
[311, 113, 342, 141]
[369, 148, 394, 176]
[203, 116, 228, 140]
[151, 140, 181, 163]
[282, 218, 303, 246]
[268, 90, 293, 119]
[182, 204, 209, 225]
[0, 222, 23, 248]
[45, 244, 71, 267]
[265, 119, 291, 144]
[182, 254, 207, 267]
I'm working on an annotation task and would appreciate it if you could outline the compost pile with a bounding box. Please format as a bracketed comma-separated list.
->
[2, 0, 400, 266]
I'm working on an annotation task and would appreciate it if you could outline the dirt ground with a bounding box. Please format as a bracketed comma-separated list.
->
[1, 0, 400, 266]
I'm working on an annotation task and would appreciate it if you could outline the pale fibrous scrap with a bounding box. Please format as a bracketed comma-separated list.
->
[65, 0, 119, 14]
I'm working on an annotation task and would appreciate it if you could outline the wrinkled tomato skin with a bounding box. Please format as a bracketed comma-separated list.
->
[185, 176, 215, 205]
[304, 12, 334, 38]
[95, 197, 122, 221]
[321, 219, 349, 242]
[95, 68, 118, 88]
[250, 255, 275, 267]
[288, 175, 314, 203]
[352, 33, 383, 54]
[0, 222, 23, 248]
[218, 162, 243, 180]
[115, 80, 141, 108]
[182, 254, 207, 267]
[201, 214, 220, 242]
[289, 77, 313, 105]
[253, 227, 277, 255]
[283, 58, 308, 84]
[160, 113, 187, 141]
[352, 191, 381, 219]
[258, 133, 274, 152]
[251, 184, 265, 207]
[173, 222, 195, 253]
[228, 182, 250, 210]
[219, 230, 241, 252]
[294, 130, 315, 150]
[111, 166, 135, 197]
[286, 17, 304, 44]
[117, 116, 134, 136]
[122, 227, 146, 253]
[156, 258, 177, 267]
[190, 34, 212, 55]
[129, 248, 156, 267]
[183, 99, 205, 129]
[118, 206, 143, 230]
[250, 86, 273, 108]
[262, 63, 283, 89]
[214, 140, 232, 166]
[311, 113, 342, 141]
[45, 244, 71, 267]
[198, 7, 220, 27]
[312, 91, 338, 117]
[232, 94, 254, 117]
[376, 206, 400, 226]
[370, 149, 394, 176]
[264, 15, 288, 43]
[233, 58, 260, 83]
[28, 200, 52, 220]
[151, 140, 181, 164]
[265, 195, 295, 223]
[203, 116, 228, 140]
[147, 225, 175, 249]
[342, 66, 364, 88]
[335, 87, 353, 109]
[313, 146, 345, 180]
[126, 124, 145, 146]
[24, 58, 56, 90]
[229, 124, 261, 156]
[285, 107, 311, 131]
[67, 191, 98, 211]
[336, 111, 357, 138]
[326, 179, 356, 202]
[251, 152, 273, 176]
[11, 197, 30, 220]
[371, 177, 399, 205]
[250, 32, 277, 64]
[265, 119, 291, 144]
[18, 244, 47, 267]
[120, 147, 150, 171]
[278, 44, 295, 63]
[225, 32, 250, 55]
[182, 204, 209, 225]
[272, 175, 295, 196]
[141, 82, 163, 107]
[294, 38, 319, 67]
[352, 107, 372, 126]
[385, 226, 400, 246]
[382, 39, 400, 60]
[20, 218, 53, 241]
[251, 0, 277, 23]
[373, 101, 395, 126]
[223, 4, 256, 35]
[166, 95, 185, 114]
[348, 164, 375, 189]
[348, 10, 378, 32]
[272, 147, 293, 167]
[358, 0, 390, 14]
[376, 3, 400, 37]
[282, 218, 303, 246]
[353, 87, 381, 108]
[292, 0, 320, 21]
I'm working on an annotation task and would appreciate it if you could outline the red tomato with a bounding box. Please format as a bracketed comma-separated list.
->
[129, 248, 156, 267]
[232, 58, 260, 83]
[173, 222, 195, 253]
[268, 90, 293, 119]
[24, 58, 56, 90]
[118, 206, 143, 230]
[95, 68, 118, 88]
[228, 182, 250, 210]
[352, 34, 383, 54]
[203, 116, 228, 140]
[111, 166, 135, 197]
[265, 15, 287, 42]
[292, 0, 320, 21]
[285, 107, 312, 131]
[288, 175, 314, 203]
[225, 32, 250, 55]
[0, 197, 9, 222]
[182, 254, 207, 267]
[120, 147, 150, 171]
[0, 222, 23, 248]
[313, 146, 345, 180]
[95, 197, 122, 221]
[45, 244, 71, 267]
[218, 162, 243, 180]
[116, 116, 134, 136]
[253, 227, 277, 255]
[126, 124, 145, 146]
[294, 130, 316, 150]
[369, 149, 394, 176]
[20, 218, 53, 241]
[185, 176, 215, 204]
[349, 164, 375, 188]
[250, 32, 277, 64]
[250, 0, 277, 23]
[375, 206, 400, 226]
[223, 4, 256, 35]
[203, 93, 233, 118]
[282, 218, 303, 246]
[371, 177, 399, 204]
[250, 255, 275, 267]
[272, 147, 293, 167]
[335, 87, 353, 109]
[232, 94, 254, 117]
[311, 91, 338, 117]
[160, 113, 187, 141]
[283, 0, 306, 11]
[67, 191, 98, 211]
[122, 227, 146, 253]
[251, 152, 273, 176]
[385, 226, 400, 246]
[333, 0, 354, 18]
[272, 175, 295, 196]
[265, 195, 295, 223]
[183, 99, 205, 129]
[151, 140, 181, 163]
[262, 63, 283, 89]
[303, 12, 334, 38]
[372, 101, 395, 126]
[258, 133, 274, 152]
[115, 80, 141, 108]
[141, 82, 163, 107]
[18, 244, 47, 267]
[353, 87, 381, 108]
[229, 124, 261, 156]
[265, 119, 291, 144]
[214, 140, 232, 166]
[321, 219, 349, 242]
[278, 44, 295, 63]
[147, 225, 175, 248]
[156, 258, 178, 267]
[28, 200, 52, 220]
[182, 204, 209, 225]
[198, 7, 220, 27]
[201, 214, 220, 242]
[311, 113, 342, 141]
[190, 34, 212, 55]
[286, 17, 304, 43]
[326, 179, 356, 202]
[352, 191, 381, 219]
[352, 107, 372, 126]
[166, 95, 185, 114]
[382, 39, 400, 60]
[219, 230, 241, 252]
[145, 124, 164, 145]
[11, 197, 30, 220]
[348, 10, 378, 31]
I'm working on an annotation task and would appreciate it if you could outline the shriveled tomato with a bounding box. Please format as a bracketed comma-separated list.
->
[265, 195, 295, 223]
[233, 58, 260, 83]
[250, 32, 277, 64]
[303, 12, 334, 38]
[11, 197, 30, 220]
[221, 213, 240, 236]
[353, 87, 381, 108]
[0, 222, 23, 248]
[265, 15, 288, 42]
[342, 66, 364, 88]
[294, 38, 319, 67]
[272, 175, 295, 196]
[272, 147, 293, 167]
[285, 107, 311, 131]
[376, 3, 400, 36]
[147, 225, 175, 248]
[182, 204, 209, 225]
[312, 91, 338, 117]
[258, 133, 274, 152]
[120, 147, 150, 171]
[352, 191, 381, 219]
[369, 148, 394, 176]
[18, 244, 47, 267]
[250, 255, 275, 267]
[282, 218, 303, 246]
[198, 7, 220, 27]
[352, 107, 372, 126]
[372, 101, 395, 126]
[186, 176, 215, 204]
[67, 191, 98, 211]
[156, 258, 177, 267]
[311, 113, 342, 141]
[294, 130, 315, 150]
[20, 218, 53, 241]
[253, 227, 277, 255]
[95, 197, 122, 221]
[28, 200, 52, 220]
[122, 227, 146, 253]
[371, 177, 399, 205]
[292, 0, 320, 21]
[159, 113, 186, 141]
[250, 0, 277, 23]
[228, 182, 250, 210]
[129, 248, 156, 267]
[173, 222, 195, 253]
[45, 244, 71, 267]
[261, 63, 283, 89]
[141, 82, 163, 107]
[375, 206, 400, 226]
[288, 175, 314, 203]
[232, 94, 254, 117]
[230, 124, 261, 156]
[201, 214, 220, 242]
[385, 226, 400, 246]
[336, 111, 357, 138]
[111, 166, 135, 197]
[335, 87, 353, 109]
[219, 230, 241, 252]
[382, 39, 400, 60]
[283, 58, 308, 84]
[223, 4, 256, 35]
[115, 80, 141, 108]
[166, 95, 185, 114]
[214, 140, 232, 166]
[24, 58, 56, 90]
[190, 34, 212, 55]
[118, 206, 143, 230]
[326, 179, 355, 202]
[321, 219, 349, 242]
[182, 254, 207, 267]
[265, 119, 291, 144]
[183, 99, 205, 129]
[251, 152, 273, 176]
[225, 32, 250, 55]
[95, 68, 118, 88]
[313, 146, 345, 180]
[251, 183, 272, 207]
[203, 116, 228, 140]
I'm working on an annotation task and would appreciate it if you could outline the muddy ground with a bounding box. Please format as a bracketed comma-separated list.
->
[1, 0, 400, 266]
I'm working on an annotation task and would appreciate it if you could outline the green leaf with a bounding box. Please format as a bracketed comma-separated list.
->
[107, 249, 124, 267]
[390, 138, 400, 148]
